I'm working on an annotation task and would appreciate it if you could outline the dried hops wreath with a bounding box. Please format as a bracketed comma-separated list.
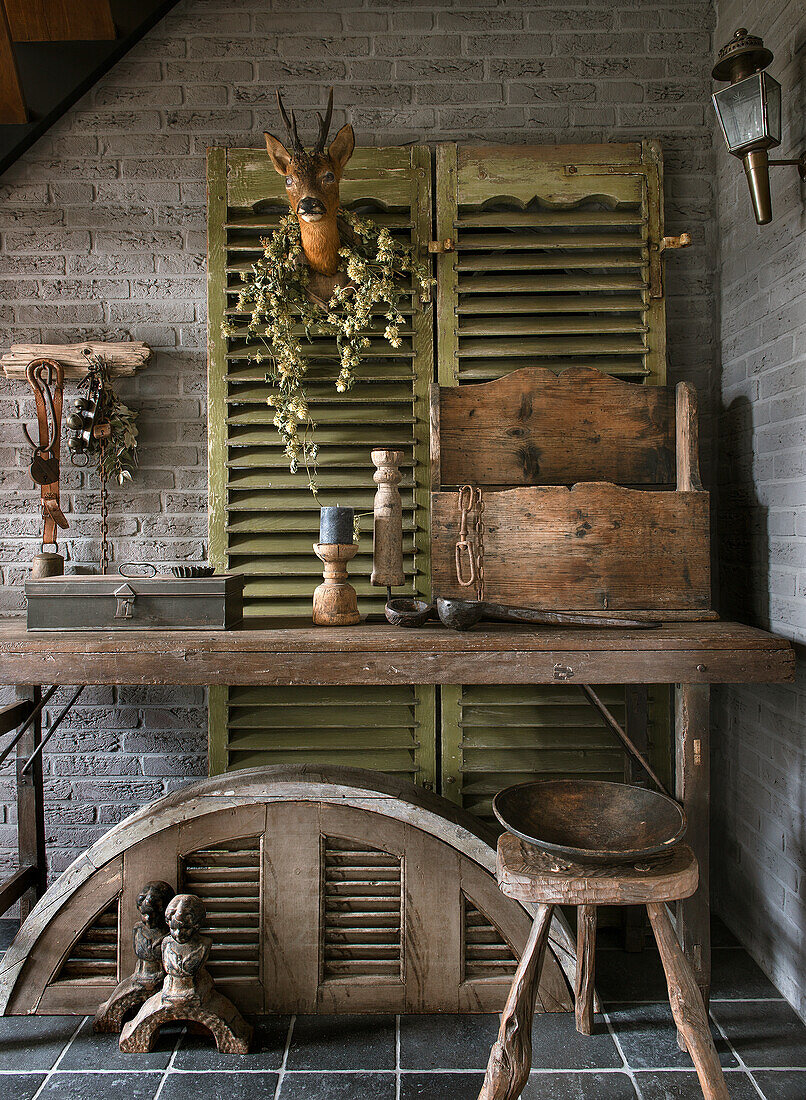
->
[222, 209, 432, 492]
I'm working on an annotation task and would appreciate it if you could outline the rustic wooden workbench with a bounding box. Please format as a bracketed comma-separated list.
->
[0, 618, 794, 1006]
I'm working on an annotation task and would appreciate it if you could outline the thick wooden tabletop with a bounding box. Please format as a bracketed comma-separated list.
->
[0, 619, 794, 686]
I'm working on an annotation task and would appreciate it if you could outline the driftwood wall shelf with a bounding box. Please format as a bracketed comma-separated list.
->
[2, 342, 151, 380]
[430, 366, 711, 617]
[0, 766, 576, 1017]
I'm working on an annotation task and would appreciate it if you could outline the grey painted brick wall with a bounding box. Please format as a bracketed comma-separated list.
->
[712, 0, 806, 1020]
[0, 2, 717, 884]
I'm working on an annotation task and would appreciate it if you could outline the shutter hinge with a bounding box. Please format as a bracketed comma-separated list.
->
[428, 238, 454, 253]
[649, 231, 692, 298]
[661, 232, 692, 251]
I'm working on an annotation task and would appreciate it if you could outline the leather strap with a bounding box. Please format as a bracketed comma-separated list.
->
[26, 359, 68, 546]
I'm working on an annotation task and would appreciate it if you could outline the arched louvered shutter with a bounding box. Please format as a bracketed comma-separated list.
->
[434, 141, 669, 821]
[207, 146, 435, 785]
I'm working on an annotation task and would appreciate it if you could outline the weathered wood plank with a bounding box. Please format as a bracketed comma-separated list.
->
[0, 700, 32, 737]
[4, 0, 116, 41]
[1, 342, 150, 379]
[0, 621, 793, 687]
[0, 866, 37, 917]
[435, 366, 676, 487]
[675, 683, 711, 1006]
[0, 3, 25, 124]
[432, 483, 710, 611]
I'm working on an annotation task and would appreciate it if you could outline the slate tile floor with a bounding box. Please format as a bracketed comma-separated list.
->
[1, 918, 805, 1099]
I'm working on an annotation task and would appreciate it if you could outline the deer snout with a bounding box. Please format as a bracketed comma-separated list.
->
[297, 196, 327, 222]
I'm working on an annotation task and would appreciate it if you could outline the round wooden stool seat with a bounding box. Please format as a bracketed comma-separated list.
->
[497, 833, 699, 906]
[477, 833, 729, 1100]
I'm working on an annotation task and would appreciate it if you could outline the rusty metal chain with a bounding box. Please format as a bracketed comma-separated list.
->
[99, 440, 109, 575]
[455, 484, 484, 600]
[474, 486, 484, 601]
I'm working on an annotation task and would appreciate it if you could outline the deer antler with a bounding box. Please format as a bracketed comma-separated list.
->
[313, 87, 334, 155]
[276, 90, 304, 155]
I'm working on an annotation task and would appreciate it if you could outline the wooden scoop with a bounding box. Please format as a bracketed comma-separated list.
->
[435, 598, 659, 631]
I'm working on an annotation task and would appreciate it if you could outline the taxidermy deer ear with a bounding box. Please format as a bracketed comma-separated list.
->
[328, 124, 355, 173]
[264, 133, 293, 175]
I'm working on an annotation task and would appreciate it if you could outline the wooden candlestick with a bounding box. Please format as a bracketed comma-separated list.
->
[312, 542, 360, 626]
[371, 449, 405, 590]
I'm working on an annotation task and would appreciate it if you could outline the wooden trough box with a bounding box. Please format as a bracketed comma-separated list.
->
[430, 366, 711, 618]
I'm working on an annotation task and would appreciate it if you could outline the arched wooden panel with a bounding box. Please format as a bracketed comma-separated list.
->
[0, 766, 573, 1016]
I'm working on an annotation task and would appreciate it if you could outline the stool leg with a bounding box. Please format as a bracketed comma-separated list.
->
[478, 903, 553, 1100]
[574, 904, 597, 1035]
[646, 902, 729, 1100]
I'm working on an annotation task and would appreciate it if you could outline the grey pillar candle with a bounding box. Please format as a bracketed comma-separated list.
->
[320, 505, 354, 545]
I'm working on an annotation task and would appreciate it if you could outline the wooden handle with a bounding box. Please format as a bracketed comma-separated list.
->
[370, 449, 405, 588]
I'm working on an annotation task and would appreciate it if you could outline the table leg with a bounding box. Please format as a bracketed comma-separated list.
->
[647, 902, 728, 1100]
[675, 683, 711, 1007]
[478, 903, 553, 1100]
[16, 686, 46, 921]
[574, 904, 597, 1035]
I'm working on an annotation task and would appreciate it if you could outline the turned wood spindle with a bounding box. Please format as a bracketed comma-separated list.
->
[371, 449, 405, 592]
[312, 542, 361, 626]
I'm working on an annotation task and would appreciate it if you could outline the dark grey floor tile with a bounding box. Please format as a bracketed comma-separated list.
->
[399, 1013, 498, 1069]
[522, 1072, 638, 1099]
[400, 1073, 484, 1100]
[161, 1071, 278, 1099]
[58, 1017, 180, 1071]
[711, 949, 783, 1000]
[0, 1074, 47, 1100]
[400, 1010, 620, 1071]
[281, 1072, 394, 1100]
[40, 1073, 161, 1099]
[174, 1014, 289, 1070]
[607, 1002, 736, 1069]
[528, 1011, 622, 1071]
[711, 1000, 806, 1068]
[0, 1015, 79, 1070]
[286, 1014, 396, 1070]
[635, 1069, 759, 1098]
[754, 1070, 806, 1099]
[594, 945, 670, 1002]
[401, 1071, 637, 1100]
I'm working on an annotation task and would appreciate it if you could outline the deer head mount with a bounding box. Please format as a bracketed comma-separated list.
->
[264, 89, 355, 282]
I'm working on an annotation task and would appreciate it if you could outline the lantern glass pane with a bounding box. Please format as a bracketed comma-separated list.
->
[714, 73, 767, 152]
[761, 71, 781, 145]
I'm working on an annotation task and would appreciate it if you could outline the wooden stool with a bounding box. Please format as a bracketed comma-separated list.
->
[479, 835, 728, 1100]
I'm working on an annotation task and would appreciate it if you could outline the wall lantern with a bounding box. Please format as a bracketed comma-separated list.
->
[712, 28, 806, 225]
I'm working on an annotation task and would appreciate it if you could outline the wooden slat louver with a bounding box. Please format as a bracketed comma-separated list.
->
[463, 895, 517, 981]
[180, 837, 261, 982]
[435, 142, 668, 816]
[444, 685, 630, 825]
[436, 142, 665, 387]
[207, 146, 434, 785]
[53, 899, 118, 982]
[321, 836, 403, 981]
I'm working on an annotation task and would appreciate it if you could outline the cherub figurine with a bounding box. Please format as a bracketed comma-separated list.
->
[119, 893, 252, 1055]
[94, 880, 175, 1033]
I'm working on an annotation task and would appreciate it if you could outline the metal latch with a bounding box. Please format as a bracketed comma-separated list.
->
[428, 238, 454, 253]
[661, 232, 692, 251]
[114, 582, 136, 619]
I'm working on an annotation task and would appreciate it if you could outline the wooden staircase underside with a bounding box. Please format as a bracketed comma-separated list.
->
[0, 0, 180, 176]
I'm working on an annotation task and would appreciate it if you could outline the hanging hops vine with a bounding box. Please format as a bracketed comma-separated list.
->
[222, 210, 432, 492]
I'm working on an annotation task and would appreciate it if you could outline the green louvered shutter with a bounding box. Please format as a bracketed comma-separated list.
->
[207, 146, 435, 785]
[435, 141, 668, 822]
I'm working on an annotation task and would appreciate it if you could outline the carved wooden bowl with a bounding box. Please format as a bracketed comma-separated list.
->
[493, 778, 686, 865]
